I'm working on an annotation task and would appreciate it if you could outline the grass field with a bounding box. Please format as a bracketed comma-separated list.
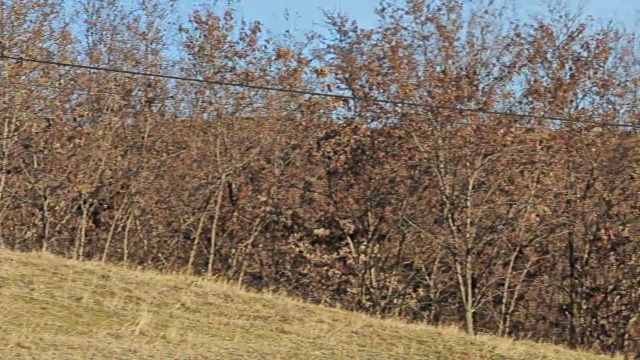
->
[0, 249, 619, 359]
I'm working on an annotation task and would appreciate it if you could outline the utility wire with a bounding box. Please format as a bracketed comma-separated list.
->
[1, 54, 639, 129]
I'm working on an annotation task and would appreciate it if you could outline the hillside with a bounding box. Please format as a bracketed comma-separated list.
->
[4, 0, 640, 353]
[0, 250, 616, 360]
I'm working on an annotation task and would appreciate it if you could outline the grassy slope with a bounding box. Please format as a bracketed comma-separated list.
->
[0, 250, 617, 360]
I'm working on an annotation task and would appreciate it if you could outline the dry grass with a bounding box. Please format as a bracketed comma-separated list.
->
[0, 249, 618, 359]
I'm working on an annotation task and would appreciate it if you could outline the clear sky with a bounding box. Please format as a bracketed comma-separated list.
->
[178, 0, 640, 36]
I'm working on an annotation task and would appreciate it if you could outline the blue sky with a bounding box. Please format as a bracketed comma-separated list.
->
[177, 0, 640, 36]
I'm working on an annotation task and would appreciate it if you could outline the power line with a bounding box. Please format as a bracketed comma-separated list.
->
[1, 53, 639, 129]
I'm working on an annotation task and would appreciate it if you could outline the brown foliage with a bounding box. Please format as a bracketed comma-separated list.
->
[2, 0, 640, 356]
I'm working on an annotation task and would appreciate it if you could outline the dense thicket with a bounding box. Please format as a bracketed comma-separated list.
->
[2, 0, 640, 356]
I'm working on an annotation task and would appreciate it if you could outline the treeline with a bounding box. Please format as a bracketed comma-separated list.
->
[2, 0, 640, 356]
